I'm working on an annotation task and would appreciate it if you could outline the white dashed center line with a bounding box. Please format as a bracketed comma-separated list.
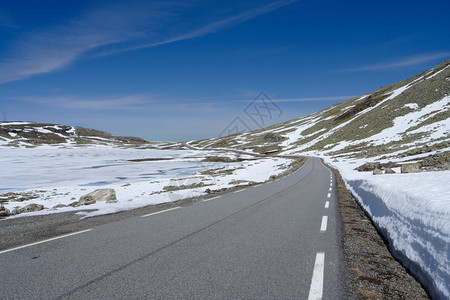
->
[0, 229, 92, 255]
[327, 193, 331, 198]
[203, 196, 221, 202]
[141, 207, 180, 218]
[308, 252, 325, 300]
[320, 216, 328, 232]
[325, 201, 330, 209]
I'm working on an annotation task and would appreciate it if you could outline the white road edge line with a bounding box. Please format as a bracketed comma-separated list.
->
[327, 193, 331, 198]
[0, 229, 92, 255]
[141, 207, 180, 218]
[203, 196, 221, 202]
[320, 216, 328, 232]
[325, 201, 330, 208]
[308, 252, 325, 300]
[233, 189, 245, 193]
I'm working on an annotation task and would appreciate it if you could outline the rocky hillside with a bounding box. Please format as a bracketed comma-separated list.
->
[189, 59, 450, 170]
[0, 122, 148, 147]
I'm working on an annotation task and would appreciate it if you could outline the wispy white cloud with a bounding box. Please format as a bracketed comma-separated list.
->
[8, 93, 231, 113]
[0, 1, 296, 84]
[0, 2, 174, 84]
[101, 0, 298, 55]
[8, 93, 156, 110]
[346, 52, 450, 71]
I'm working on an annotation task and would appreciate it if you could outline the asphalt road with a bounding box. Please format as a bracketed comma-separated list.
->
[0, 157, 347, 299]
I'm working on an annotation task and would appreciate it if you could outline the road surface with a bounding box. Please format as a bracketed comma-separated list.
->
[0, 157, 347, 299]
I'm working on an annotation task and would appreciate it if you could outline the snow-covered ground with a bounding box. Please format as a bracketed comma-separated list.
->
[323, 155, 450, 300]
[0, 145, 294, 219]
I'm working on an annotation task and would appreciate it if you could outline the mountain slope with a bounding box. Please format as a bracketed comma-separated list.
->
[190, 59, 450, 167]
[0, 122, 148, 147]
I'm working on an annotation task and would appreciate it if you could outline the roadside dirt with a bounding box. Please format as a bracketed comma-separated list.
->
[329, 165, 430, 299]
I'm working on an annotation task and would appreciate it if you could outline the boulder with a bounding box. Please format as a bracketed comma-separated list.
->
[52, 204, 68, 210]
[401, 164, 420, 173]
[21, 203, 44, 213]
[0, 206, 10, 217]
[10, 207, 22, 215]
[69, 201, 80, 207]
[357, 162, 380, 172]
[373, 168, 383, 175]
[356, 161, 401, 172]
[79, 188, 117, 205]
[385, 168, 396, 174]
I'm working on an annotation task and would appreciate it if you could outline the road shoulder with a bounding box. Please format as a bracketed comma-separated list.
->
[329, 164, 430, 299]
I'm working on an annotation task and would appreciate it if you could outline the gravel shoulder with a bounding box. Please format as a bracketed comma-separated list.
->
[329, 164, 430, 299]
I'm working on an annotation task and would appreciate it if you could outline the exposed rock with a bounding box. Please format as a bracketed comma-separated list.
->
[117, 136, 148, 143]
[418, 151, 450, 171]
[401, 164, 420, 173]
[0, 206, 10, 217]
[372, 168, 383, 175]
[356, 161, 401, 172]
[52, 204, 68, 210]
[333, 158, 339, 162]
[205, 188, 211, 194]
[385, 168, 396, 174]
[21, 203, 44, 213]
[262, 133, 285, 142]
[78, 188, 117, 205]
[78, 197, 96, 206]
[357, 162, 380, 171]
[0, 122, 147, 146]
[10, 207, 22, 215]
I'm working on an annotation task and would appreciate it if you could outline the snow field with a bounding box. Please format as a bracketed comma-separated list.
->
[1, 146, 294, 220]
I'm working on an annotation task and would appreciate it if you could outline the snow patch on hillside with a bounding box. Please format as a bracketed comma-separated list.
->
[357, 96, 449, 146]
[427, 64, 450, 79]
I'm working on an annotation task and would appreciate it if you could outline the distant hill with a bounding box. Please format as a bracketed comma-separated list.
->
[189, 60, 450, 170]
[0, 122, 148, 147]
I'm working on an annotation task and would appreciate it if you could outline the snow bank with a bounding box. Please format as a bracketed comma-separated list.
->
[327, 157, 450, 299]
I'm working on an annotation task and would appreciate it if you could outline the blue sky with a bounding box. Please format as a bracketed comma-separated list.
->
[1, 0, 449, 141]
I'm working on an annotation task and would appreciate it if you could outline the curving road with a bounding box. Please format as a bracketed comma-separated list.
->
[0, 157, 347, 299]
